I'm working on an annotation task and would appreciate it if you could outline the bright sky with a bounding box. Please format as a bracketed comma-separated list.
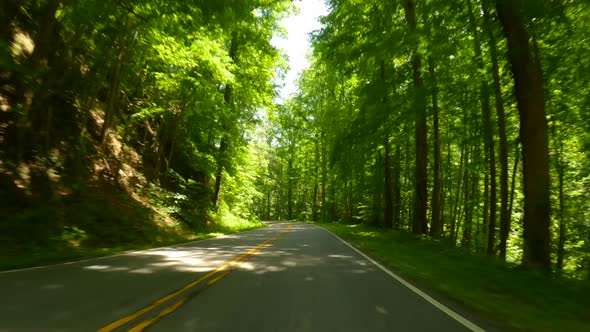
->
[272, 0, 329, 99]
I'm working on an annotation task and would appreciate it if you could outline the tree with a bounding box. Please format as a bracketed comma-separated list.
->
[402, 0, 428, 235]
[495, 0, 551, 270]
[251, 0, 590, 277]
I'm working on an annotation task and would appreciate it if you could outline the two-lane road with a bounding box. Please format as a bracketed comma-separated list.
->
[0, 222, 496, 331]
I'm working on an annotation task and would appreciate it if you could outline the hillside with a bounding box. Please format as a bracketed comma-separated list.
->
[0, 0, 285, 269]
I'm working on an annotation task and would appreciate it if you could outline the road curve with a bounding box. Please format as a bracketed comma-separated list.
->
[0, 222, 497, 331]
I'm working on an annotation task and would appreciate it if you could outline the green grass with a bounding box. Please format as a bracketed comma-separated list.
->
[0, 222, 264, 272]
[0, 224, 264, 272]
[0, 231, 223, 272]
[0, 192, 264, 272]
[315, 222, 590, 332]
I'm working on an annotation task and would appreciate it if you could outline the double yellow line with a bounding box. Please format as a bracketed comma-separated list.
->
[98, 226, 293, 332]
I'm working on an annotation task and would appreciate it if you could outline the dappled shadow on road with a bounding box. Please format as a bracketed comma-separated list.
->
[69, 223, 376, 276]
[0, 223, 388, 331]
[69, 223, 377, 279]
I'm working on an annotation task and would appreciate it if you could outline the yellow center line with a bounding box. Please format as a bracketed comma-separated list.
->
[127, 298, 188, 332]
[97, 225, 293, 332]
[206, 241, 272, 287]
[206, 270, 232, 286]
[126, 227, 294, 332]
[129, 246, 266, 332]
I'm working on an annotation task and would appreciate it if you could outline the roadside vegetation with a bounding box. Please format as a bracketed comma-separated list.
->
[0, 1, 289, 270]
[2, 1, 590, 330]
[255, 1, 590, 331]
[0, 179, 264, 271]
[318, 222, 590, 332]
[257, 1, 590, 278]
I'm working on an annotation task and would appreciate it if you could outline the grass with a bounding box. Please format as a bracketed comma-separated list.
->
[0, 230, 242, 272]
[0, 221, 264, 272]
[315, 222, 590, 332]
[0, 189, 264, 272]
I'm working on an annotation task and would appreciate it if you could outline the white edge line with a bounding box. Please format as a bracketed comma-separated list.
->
[317, 225, 486, 332]
[0, 224, 276, 275]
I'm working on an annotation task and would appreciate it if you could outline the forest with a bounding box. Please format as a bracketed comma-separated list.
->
[0, 0, 293, 267]
[1, 0, 590, 330]
[255, 0, 590, 279]
[1, 0, 590, 285]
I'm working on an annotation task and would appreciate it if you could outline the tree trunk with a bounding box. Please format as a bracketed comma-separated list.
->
[429, 58, 443, 238]
[347, 179, 354, 223]
[496, 0, 552, 270]
[212, 32, 238, 209]
[556, 147, 566, 273]
[464, 165, 480, 248]
[508, 145, 520, 224]
[393, 144, 402, 229]
[484, 0, 511, 261]
[402, 0, 428, 235]
[154, 121, 169, 182]
[101, 17, 130, 144]
[384, 134, 394, 228]
[330, 186, 336, 222]
[287, 141, 294, 220]
[321, 132, 327, 221]
[267, 189, 271, 220]
[0, 1, 18, 46]
[26, 0, 61, 150]
[484, 83, 497, 256]
[382, 61, 394, 229]
[313, 137, 320, 221]
[443, 139, 453, 237]
[30, 0, 61, 68]
[466, 0, 497, 256]
[400, 128, 414, 230]
[403, 130, 412, 229]
[450, 143, 465, 241]
[276, 164, 283, 220]
[483, 171, 490, 248]
[554, 130, 566, 273]
[372, 151, 383, 226]
[212, 138, 226, 208]
[461, 147, 473, 247]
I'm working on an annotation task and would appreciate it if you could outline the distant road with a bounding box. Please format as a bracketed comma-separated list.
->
[0, 222, 496, 331]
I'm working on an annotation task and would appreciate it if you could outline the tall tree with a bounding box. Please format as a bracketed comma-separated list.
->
[466, 0, 497, 255]
[495, 0, 551, 269]
[482, 1, 511, 260]
[402, 0, 428, 235]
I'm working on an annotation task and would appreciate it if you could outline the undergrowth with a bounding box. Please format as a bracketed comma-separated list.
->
[0, 181, 263, 271]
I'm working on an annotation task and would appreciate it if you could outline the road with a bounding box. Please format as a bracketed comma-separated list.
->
[0, 222, 495, 331]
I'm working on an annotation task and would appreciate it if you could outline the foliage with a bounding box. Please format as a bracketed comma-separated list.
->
[0, 0, 292, 264]
[255, 0, 590, 278]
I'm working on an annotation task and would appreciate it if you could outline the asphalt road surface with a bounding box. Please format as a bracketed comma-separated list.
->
[0, 222, 497, 331]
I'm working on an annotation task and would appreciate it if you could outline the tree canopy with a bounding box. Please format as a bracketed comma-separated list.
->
[0, 0, 293, 252]
[256, 0, 590, 277]
[1, 0, 589, 280]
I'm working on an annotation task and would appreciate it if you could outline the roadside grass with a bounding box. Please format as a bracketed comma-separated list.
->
[0, 191, 264, 272]
[0, 219, 263, 272]
[315, 222, 590, 332]
[0, 231, 220, 272]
